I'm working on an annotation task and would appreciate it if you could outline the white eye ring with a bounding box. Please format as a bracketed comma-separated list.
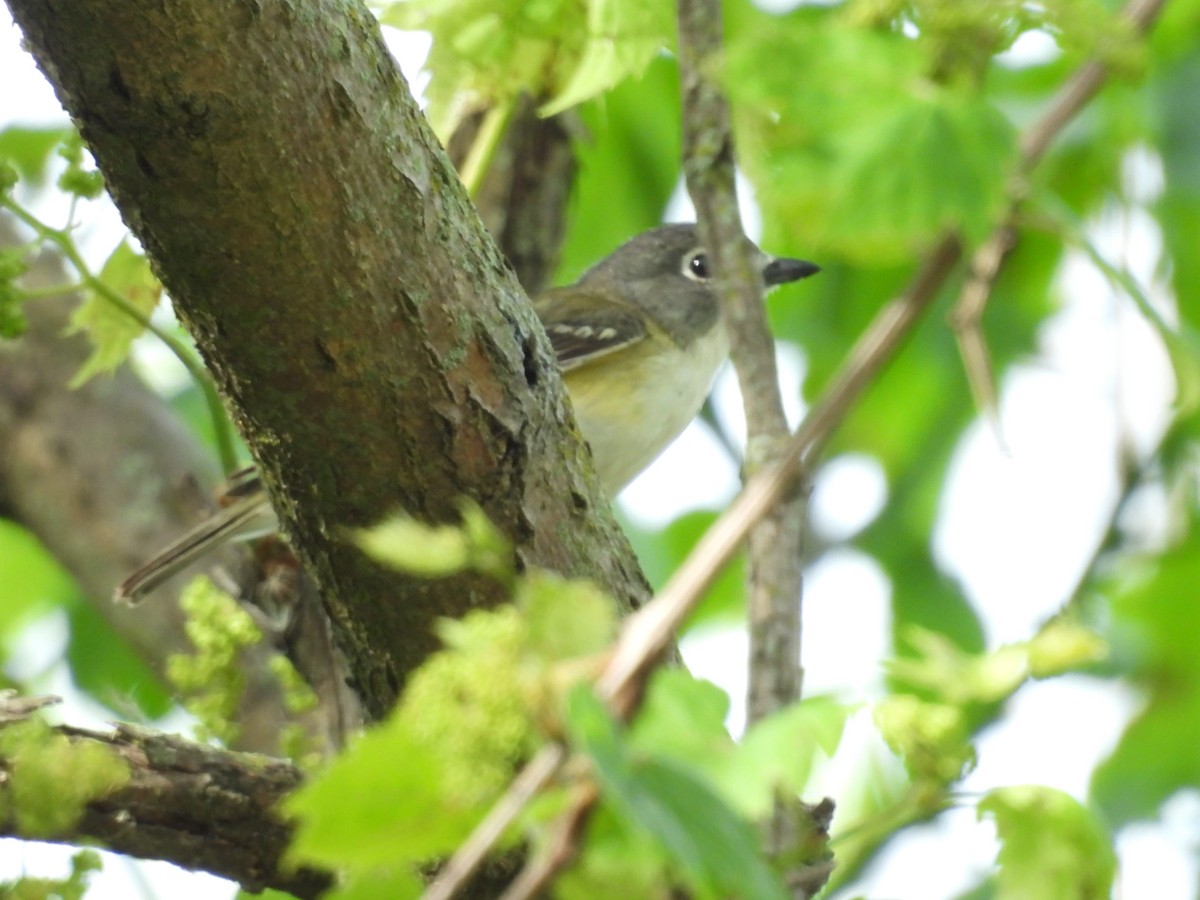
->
[682, 249, 711, 282]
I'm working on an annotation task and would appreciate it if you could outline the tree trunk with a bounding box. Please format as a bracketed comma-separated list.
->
[6, 0, 650, 721]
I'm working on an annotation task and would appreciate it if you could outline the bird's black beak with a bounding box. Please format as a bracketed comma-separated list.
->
[763, 256, 820, 286]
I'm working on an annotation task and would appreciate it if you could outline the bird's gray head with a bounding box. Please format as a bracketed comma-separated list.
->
[576, 224, 819, 347]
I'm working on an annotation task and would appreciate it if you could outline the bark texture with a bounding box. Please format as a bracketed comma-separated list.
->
[0, 713, 328, 898]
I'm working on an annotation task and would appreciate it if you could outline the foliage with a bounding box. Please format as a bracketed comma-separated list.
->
[0, 718, 129, 838]
[979, 786, 1117, 900]
[377, 0, 672, 137]
[288, 513, 847, 895]
[65, 239, 161, 386]
[0, 147, 239, 469]
[165, 578, 269, 745]
[2, 0, 1200, 896]
[354, 500, 515, 583]
[556, 675, 847, 897]
[1092, 526, 1200, 823]
[0, 246, 27, 338]
[287, 514, 613, 886]
[0, 850, 101, 900]
[564, 684, 790, 900]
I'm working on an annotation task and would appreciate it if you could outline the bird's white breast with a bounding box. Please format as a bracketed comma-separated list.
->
[565, 324, 730, 494]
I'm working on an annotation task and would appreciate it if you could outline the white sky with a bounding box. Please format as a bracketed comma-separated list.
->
[2, 9, 1194, 899]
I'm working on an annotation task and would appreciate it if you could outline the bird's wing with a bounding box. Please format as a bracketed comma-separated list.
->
[533, 287, 647, 371]
[219, 463, 263, 503]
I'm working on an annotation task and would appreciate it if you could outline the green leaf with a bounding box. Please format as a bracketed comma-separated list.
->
[382, 0, 670, 138]
[1026, 619, 1108, 678]
[67, 240, 161, 386]
[326, 868, 423, 900]
[730, 12, 1019, 264]
[980, 786, 1116, 900]
[890, 627, 1028, 705]
[288, 606, 540, 872]
[822, 95, 1016, 263]
[554, 801, 672, 899]
[627, 669, 735, 774]
[873, 694, 974, 785]
[540, 0, 673, 115]
[714, 696, 850, 818]
[66, 599, 173, 720]
[622, 758, 789, 900]
[565, 685, 789, 900]
[383, 0, 578, 136]
[55, 131, 105, 200]
[286, 721, 479, 868]
[412, 607, 540, 806]
[556, 55, 681, 285]
[888, 621, 1104, 712]
[0, 160, 18, 195]
[289, 605, 530, 864]
[0, 520, 75, 642]
[0, 263, 27, 338]
[520, 570, 616, 662]
[0, 125, 72, 185]
[353, 514, 471, 575]
[354, 501, 512, 581]
[1151, 0, 1200, 62]
[0, 718, 130, 838]
[727, 13, 924, 258]
[165, 578, 265, 744]
[1093, 526, 1200, 824]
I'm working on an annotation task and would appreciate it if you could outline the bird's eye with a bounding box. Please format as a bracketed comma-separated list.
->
[683, 250, 710, 281]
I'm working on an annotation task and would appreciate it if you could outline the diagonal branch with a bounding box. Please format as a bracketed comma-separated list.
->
[949, 0, 1168, 431]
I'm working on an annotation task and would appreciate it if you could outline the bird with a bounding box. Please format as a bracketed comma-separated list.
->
[114, 224, 818, 603]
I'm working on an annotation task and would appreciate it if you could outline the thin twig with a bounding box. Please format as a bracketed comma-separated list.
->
[949, 222, 1018, 450]
[498, 782, 600, 900]
[948, 0, 1166, 447]
[1018, 0, 1165, 172]
[675, 0, 803, 753]
[0, 691, 61, 723]
[422, 743, 567, 900]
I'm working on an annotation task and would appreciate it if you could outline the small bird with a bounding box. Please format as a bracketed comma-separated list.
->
[114, 224, 818, 603]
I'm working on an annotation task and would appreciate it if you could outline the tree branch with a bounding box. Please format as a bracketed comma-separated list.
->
[675, 0, 804, 736]
[675, 0, 810, 880]
[0, 698, 328, 899]
[6, 0, 649, 723]
[948, 0, 1166, 432]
